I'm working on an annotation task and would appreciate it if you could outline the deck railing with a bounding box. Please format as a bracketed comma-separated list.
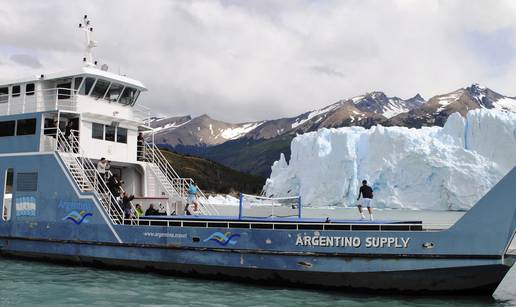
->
[0, 87, 151, 123]
[133, 217, 451, 232]
[0, 88, 77, 116]
[141, 142, 219, 215]
[56, 129, 126, 224]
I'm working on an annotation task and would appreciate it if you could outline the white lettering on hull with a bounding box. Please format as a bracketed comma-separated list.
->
[296, 235, 411, 248]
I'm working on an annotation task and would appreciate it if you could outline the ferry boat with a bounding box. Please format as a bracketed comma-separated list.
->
[0, 16, 515, 295]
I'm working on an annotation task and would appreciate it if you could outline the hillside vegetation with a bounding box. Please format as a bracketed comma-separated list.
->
[160, 149, 266, 195]
[199, 134, 295, 177]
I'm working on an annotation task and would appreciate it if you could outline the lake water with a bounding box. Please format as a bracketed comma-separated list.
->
[0, 257, 515, 306]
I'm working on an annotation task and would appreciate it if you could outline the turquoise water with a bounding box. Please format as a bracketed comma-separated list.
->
[0, 257, 515, 306]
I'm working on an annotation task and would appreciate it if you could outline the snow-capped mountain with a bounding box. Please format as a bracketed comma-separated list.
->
[349, 92, 425, 119]
[150, 115, 192, 133]
[387, 84, 516, 127]
[232, 91, 423, 140]
[153, 114, 264, 146]
[152, 91, 423, 146]
[153, 84, 516, 177]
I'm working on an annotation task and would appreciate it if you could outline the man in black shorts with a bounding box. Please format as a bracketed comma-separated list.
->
[357, 180, 374, 221]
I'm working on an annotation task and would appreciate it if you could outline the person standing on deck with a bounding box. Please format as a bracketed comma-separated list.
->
[357, 180, 374, 221]
[64, 121, 73, 141]
[122, 192, 135, 219]
[137, 132, 144, 161]
[107, 175, 122, 197]
[97, 158, 109, 182]
[187, 183, 200, 213]
[64, 121, 73, 151]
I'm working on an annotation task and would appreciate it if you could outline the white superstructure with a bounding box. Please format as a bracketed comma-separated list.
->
[0, 16, 217, 221]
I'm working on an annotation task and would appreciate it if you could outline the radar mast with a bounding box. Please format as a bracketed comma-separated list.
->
[79, 15, 97, 67]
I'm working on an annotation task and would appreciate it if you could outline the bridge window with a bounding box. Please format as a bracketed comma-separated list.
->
[105, 83, 124, 102]
[25, 83, 35, 96]
[16, 118, 36, 136]
[90, 79, 110, 99]
[0, 121, 15, 137]
[92, 123, 104, 140]
[2, 168, 13, 221]
[12, 85, 20, 97]
[73, 77, 83, 91]
[119, 87, 139, 106]
[80, 77, 96, 95]
[117, 127, 127, 143]
[0, 87, 8, 103]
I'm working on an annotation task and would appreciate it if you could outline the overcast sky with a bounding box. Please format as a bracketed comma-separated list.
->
[1, 0, 516, 122]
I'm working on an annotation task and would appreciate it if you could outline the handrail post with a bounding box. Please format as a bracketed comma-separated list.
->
[238, 193, 243, 220]
[298, 196, 302, 219]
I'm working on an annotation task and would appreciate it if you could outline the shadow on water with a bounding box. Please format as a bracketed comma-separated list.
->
[0, 256, 514, 306]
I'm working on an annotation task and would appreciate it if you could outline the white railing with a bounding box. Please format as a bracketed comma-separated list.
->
[136, 218, 450, 232]
[56, 129, 126, 224]
[0, 88, 77, 116]
[142, 142, 219, 215]
[0, 87, 152, 126]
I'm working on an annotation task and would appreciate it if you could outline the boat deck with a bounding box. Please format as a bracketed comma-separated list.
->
[133, 215, 424, 231]
[141, 215, 421, 224]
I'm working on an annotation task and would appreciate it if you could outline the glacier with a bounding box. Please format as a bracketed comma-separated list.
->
[263, 109, 516, 210]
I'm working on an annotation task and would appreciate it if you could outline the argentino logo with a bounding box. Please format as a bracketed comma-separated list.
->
[58, 200, 93, 225]
[296, 235, 410, 248]
[62, 210, 92, 225]
[204, 232, 240, 246]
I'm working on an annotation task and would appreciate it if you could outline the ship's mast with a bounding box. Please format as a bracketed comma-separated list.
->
[79, 15, 97, 67]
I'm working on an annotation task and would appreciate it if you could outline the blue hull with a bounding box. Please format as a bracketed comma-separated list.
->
[0, 236, 513, 294]
[0, 153, 516, 295]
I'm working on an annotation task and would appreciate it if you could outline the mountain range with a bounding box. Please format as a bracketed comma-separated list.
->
[151, 84, 516, 177]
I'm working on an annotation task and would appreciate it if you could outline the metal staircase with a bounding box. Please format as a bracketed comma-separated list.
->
[56, 130, 126, 224]
[142, 142, 219, 215]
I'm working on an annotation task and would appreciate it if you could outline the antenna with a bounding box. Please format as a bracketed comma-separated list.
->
[78, 15, 98, 67]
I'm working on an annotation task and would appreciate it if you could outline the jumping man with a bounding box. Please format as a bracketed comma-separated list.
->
[357, 180, 374, 221]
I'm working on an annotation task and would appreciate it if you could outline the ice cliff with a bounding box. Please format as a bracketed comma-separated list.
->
[263, 109, 516, 210]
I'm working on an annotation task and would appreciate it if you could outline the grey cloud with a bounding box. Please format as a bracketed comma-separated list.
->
[10, 54, 42, 68]
[310, 65, 345, 78]
[1, 1, 516, 122]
